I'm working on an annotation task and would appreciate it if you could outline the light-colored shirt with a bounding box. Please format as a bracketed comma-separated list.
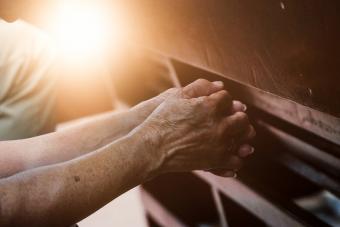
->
[0, 20, 57, 140]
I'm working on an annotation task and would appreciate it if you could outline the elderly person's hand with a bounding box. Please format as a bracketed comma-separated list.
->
[133, 79, 255, 178]
[0, 79, 254, 227]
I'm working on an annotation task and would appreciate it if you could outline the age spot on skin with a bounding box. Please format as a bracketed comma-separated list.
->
[74, 176, 81, 182]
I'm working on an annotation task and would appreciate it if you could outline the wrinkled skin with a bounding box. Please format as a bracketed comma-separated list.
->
[134, 79, 256, 177]
[0, 79, 255, 227]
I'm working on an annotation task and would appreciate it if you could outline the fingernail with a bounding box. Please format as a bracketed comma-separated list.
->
[239, 145, 255, 157]
[242, 104, 247, 112]
[249, 147, 255, 155]
[213, 81, 224, 87]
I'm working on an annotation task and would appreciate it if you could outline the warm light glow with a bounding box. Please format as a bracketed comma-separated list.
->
[49, 2, 124, 61]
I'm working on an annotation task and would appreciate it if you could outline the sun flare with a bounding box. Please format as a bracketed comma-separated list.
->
[49, 2, 124, 61]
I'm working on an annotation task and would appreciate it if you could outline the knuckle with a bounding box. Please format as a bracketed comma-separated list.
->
[198, 96, 213, 108]
[190, 97, 205, 107]
[196, 79, 211, 89]
[196, 78, 209, 85]
[178, 89, 189, 98]
[163, 88, 178, 97]
[200, 96, 210, 103]
[182, 86, 198, 98]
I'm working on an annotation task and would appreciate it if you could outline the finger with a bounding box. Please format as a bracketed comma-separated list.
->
[225, 155, 243, 170]
[209, 169, 237, 178]
[182, 79, 224, 98]
[222, 112, 250, 136]
[239, 125, 256, 143]
[230, 100, 247, 114]
[237, 144, 255, 158]
[207, 90, 232, 114]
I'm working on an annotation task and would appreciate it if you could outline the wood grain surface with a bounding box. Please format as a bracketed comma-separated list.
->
[124, 0, 340, 117]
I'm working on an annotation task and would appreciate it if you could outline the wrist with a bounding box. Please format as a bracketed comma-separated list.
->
[125, 108, 147, 130]
[128, 122, 165, 181]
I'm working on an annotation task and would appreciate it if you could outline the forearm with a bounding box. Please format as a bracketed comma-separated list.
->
[0, 130, 159, 227]
[0, 81, 168, 178]
[0, 109, 145, 178]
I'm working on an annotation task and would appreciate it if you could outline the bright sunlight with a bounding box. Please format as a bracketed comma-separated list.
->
[49, 1, 125, 61]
